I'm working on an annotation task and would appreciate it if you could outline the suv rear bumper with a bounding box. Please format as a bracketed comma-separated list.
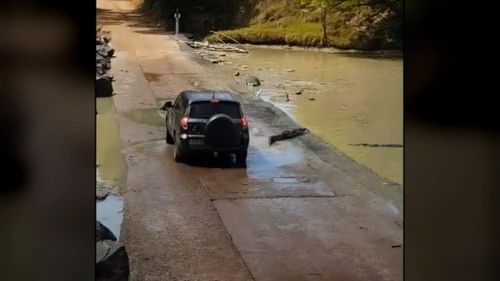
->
[178, 133, 249, 153]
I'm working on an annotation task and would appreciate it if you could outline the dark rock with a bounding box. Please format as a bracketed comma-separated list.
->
[97, 46, 114, 59]
[246, 76, 261, 87]
[234, 71, 240, 77]
[96, 64, 105, 75]
[96, 240, 129, 281]
[96, 53, 111, 66]
[96, 221, 117, 242]
[96, 76, 113, 97]
[96, 60, 110, 69]
[102, 35, 111, 44]
[107, 47, 115, 57]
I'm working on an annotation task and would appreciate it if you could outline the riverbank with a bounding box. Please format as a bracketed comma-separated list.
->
[238, 42, 403, 56]
[205, 22, 388, 50]
[195, 39, 402, 57]
[139, 0, 402, 51]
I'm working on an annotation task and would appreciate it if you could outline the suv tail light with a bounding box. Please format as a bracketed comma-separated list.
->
[240, 116, 248, 129]
[180, 117, 189, 130]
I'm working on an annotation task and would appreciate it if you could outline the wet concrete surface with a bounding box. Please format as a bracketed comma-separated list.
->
[122, 108, 164, 127]
[120, 140, 255, 281]
[97, 0, 402, 280]
[216, 197, 401, 281]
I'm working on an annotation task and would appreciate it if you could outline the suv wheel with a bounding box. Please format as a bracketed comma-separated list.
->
[166, 126, 174, 144]
[235, 150, 247, 163]
[173, 142, 184, 162]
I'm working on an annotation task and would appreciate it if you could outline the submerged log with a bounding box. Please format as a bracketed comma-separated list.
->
[348, 143, 403, 148]
[269, 128, 310, 145]
[186, 41, 248, 53]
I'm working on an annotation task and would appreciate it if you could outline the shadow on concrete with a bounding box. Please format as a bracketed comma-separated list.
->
[97, 8, 128, 26]
[97, 7, 170, 35]
[183, 152, 247, 169]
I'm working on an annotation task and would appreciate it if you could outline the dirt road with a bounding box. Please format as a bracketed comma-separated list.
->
[97, 0, 402, 280]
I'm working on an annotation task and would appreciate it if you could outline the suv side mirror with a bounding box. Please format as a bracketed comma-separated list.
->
[161, 101, 173, 111]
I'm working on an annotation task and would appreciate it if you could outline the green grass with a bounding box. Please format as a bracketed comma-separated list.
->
[205, 20, 366, 49]
[140, 0, 401, 50]
[206, 21, 320, 46]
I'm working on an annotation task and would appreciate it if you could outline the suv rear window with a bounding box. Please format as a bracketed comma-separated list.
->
[189, 102, 241, 118]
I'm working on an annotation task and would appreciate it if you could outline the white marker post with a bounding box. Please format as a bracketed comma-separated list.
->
[174, 9, 181, 35]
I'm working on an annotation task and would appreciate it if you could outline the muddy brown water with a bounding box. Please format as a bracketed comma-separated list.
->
[208, 47, 403, 184]
[97, 97, 127, 190]
[97, 97, 127, 238]
[122, 108, 165, 127]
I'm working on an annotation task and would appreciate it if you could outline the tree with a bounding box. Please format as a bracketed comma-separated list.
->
[300, 0, 401, 46]
[335, 0, 401, 18]
[300, 0, 341, 46]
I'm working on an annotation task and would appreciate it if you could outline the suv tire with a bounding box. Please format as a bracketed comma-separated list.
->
[166, 126, 174, 144]
[173, 142, 184, 162]
[235, 150, 247, 163]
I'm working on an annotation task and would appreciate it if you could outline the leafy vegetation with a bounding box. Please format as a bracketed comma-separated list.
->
[139, 0, 401, 50]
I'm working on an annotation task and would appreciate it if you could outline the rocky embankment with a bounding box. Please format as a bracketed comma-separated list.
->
[96, 221, 129, 281]
[96, 26, 128, 280]
[96, 26, 115, 97]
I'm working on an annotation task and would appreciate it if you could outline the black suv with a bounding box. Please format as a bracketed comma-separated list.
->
[164, 91, 250, 162]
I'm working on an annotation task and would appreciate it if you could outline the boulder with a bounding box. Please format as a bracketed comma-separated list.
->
[107, 47, 115, 57]
[96, 240, 129, 281]
[97, 46, 115, 58]
[96, 53, 110, 65]
[96, 76, 113, 97]
[96, 64, 105, 75]
[246, 76, 261, 87]
[102, 35, 111, 44]
[96, 221, 116, 242]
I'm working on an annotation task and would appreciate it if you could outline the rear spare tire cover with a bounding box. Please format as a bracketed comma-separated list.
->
[205, 114, 238, 148]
